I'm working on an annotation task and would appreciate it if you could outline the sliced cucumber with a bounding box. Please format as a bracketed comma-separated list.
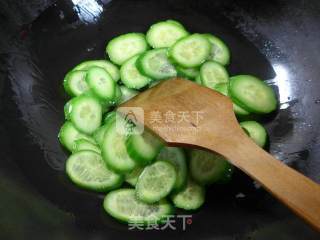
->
[58, 121, 95, 152]
[119, 85, 139, 104]
[200, 61, 229, 89]
[240, 121, 267, 148]
[66, 150, 123, 192]
[176, 66, 199, 80]
[72, 139, 101, 154]
[229, 75, 277, 114]
[195, 74, 202, 85]
[103, 189, 173, 224]
[63, 70, 89, 97]
[136, 161, 176, 203]
[169, 34, 211, 68]
[203, 34, 230, 66]
[73, 60, 120, 82]
[111, 85, 122, 105]
[166, 19, 184, 28]
[190, 149, 233, 185]
[156, 147, 187, 191]
[69, 95, 102, 134]
[126, 130, 163, 165]
[103, 111, 116, 125]
[64, 100, 72, 120]
[171, 179, 205, 210]
[86, 67, 116, 101]
[146, 20, 189, 48]
[125, 166, 144, 186]
[120, 55, 152, 89]
[214, 83, 250, 116]
[137, 48, 177, 80]
[106, 33, 149, 65]
[93, 124, 109, 146]
[101, 118, 137, 173]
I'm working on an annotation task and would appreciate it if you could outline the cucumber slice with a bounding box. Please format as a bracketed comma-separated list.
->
[203, 34, 230, 66]
[171, 179, 205, 210]
[146, 20, 189, 48]
[136, 161, 176, 203]
[103, 189, 173, 224]
[63, 70, 89, 97]
[176, 66, 199, 80]
[125, 166, 144, 186]
[190, 149, 233, 185]
[120, 55, 152, 89]
[229, 75, 277, 114]
[58, 121, 96, 152]
[72, 139, 101, 154]
[73, 60, 120, 82]
[166, 19, 184, 28]
[119, 85, 139, 104]
[69, 95, 102, 134]
[64, 100, 72, 120]
[66, 150, 123, 192]
[137, 48, 177, 80]
[93, 124, 109, 146]
[149, 80, 162, 88]
[86, 67, 116, 101]
[214, 83, 250, 116]
[240, 121, 267, 148]
[126, 130, 163, 165]
[200, 61, 229, 89]
[103, 111, 116, 125]
[106, 33, 149, 65]
[169, 34, 211, 68]
[111, 85, 122, 106]
[101, 119, 137, 173]
[195, 74, 202, 85]
[156, 147, 187, 191]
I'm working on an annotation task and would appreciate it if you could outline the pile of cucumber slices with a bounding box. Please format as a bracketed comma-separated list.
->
[59, 20, 277, 225]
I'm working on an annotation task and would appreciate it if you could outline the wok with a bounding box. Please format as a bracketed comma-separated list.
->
[0, 0, 319, 239]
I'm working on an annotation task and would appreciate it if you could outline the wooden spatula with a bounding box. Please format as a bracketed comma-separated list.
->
[119, 77, 320, 230]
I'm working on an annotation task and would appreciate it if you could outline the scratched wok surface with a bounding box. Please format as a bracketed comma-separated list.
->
[0, 0, 320, 239]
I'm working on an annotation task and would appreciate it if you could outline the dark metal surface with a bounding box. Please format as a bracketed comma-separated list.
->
[0, 0, 320, 239]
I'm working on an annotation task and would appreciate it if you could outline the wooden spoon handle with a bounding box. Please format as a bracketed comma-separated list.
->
[208, 136, 320, 231]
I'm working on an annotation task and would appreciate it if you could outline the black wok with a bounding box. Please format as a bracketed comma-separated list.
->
[0, 0, 320, 239]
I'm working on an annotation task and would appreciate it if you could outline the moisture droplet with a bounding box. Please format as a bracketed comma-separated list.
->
[314, 99, 320, 104]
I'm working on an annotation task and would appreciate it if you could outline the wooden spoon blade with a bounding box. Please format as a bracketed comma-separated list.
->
[119, 78, 241, 149]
